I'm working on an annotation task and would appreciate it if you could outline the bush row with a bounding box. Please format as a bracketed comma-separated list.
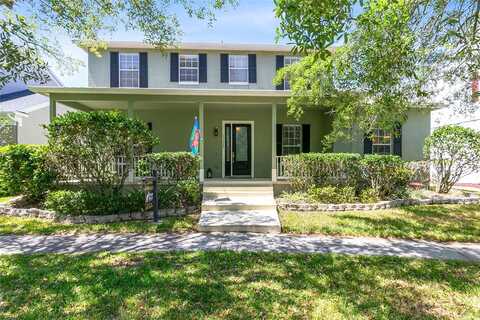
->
[44, 189, 145, 216]
[139, 152, 199, 181]
[0, 145, 55, 201]
[283, 153, 411, 200]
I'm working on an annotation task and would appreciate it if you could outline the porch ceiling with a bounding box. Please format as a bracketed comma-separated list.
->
[29, 86, 289, 111]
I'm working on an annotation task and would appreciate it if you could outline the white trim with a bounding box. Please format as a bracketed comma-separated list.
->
[281, 124, 302, 155]
[283, 56, 300, 90]
[371, 128, 393, 155]
[178, 54, 199, 85]
[221, 120, 254, 179]
[228, 55, 249, 85]
[118, 52, 140, 88]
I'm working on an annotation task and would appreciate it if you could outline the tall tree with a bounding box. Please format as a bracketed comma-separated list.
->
[0, 0, 237, 87]
[274, 0, 480, 145]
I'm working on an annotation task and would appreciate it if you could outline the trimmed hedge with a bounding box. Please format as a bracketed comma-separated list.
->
[140, 152, 199, 181]
[44, 189, 145, 216]
[0, 145, 55, 201]
[282, 153, 412, 200]
[283, 153, 361, 190]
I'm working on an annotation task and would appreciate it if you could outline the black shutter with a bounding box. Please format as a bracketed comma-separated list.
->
[393, 123, 402, 157]
[110, 52, 119, 88]
[139, 52, 148, 88]
[275, 55, 284, 90]
[364, 134, 373, 154]
[199, 53, 207, 83]
[302, 124, 310, 153]
[147, 122, 153, 152]
[220, 54, 229, 83]
[248, 54, 257, 83]
[276, 124, 283, 156]
[170, 53, 179, 82]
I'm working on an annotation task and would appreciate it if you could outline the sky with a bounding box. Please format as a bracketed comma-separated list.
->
[56, 0, 280, 87]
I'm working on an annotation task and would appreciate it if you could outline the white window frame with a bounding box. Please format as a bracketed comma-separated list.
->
[118, 53, 140, 88]
[284, 56, 300, 90]
[372, 128, 393, 155]
[229, 55, 249, 85]
[179, 54, 199, 85]
[282, 124, 302, 155]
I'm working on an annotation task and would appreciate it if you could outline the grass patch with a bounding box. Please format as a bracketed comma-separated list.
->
[0, 214, 198, 235]
[0, 251, 478, 319]
[280, 204, 480, 242]
[0, 196, 14, 203]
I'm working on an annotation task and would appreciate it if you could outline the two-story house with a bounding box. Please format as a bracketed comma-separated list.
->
[30, 41, 431, 181]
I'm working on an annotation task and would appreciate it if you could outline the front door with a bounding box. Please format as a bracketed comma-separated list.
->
[224, 123, 252, 177]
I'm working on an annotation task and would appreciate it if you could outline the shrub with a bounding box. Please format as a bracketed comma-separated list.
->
[307, 186, 357, 203]
[424, 125, 480, 193]
[359, 155, 412, 199]
[282, 153, 361, 191]
[359, 188, 379, 203]
[44, 189, 145, 216]
[45, 111, 158, 193]
[0, 144, 55, 201]
[140, 152, 199, 182]
[155, 181, 201, 209]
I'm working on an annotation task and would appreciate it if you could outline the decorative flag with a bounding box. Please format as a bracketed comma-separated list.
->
[189, 116, 200, 155]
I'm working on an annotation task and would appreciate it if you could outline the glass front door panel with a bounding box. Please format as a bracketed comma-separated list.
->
[235, 126, 248, 162]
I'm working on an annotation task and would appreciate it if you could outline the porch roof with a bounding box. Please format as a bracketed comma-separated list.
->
[29, 86, 289, 111]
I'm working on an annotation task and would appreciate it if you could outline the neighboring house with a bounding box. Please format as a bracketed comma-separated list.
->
[30, 41, 431, 181]
[0, 72, 72, 145]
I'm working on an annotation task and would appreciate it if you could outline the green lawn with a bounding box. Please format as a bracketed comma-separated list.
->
[0, 214, 198, 235]
[0, 252, 478, 319]
[280, 204, 480, 242]
[0, 195, 15, 203]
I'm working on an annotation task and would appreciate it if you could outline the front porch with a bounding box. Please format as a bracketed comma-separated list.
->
[30, 86, 328, 182]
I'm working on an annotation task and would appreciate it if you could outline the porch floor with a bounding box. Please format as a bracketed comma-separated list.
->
[198, 181, 281, 233]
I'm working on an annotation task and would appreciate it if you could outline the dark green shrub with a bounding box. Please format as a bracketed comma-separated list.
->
[156, 181, 201, 209]
[307, 186, 357, 203]
[45, 111, 157, 193]
[282, 153, 361, 191]
[177, 180, 201, 206]
[140, 152, 199, 182]
[359, 155, 412, 199]
[359, 188, 379, 203]
[44, 189, 145, 216]
[0, 144, 55, 201]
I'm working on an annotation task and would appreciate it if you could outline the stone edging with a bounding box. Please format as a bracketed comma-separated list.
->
[0, 204, 199, 224]
[277, 196, 480, 212]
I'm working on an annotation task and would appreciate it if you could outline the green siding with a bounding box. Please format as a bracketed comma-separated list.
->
[332, 108, 431, 160]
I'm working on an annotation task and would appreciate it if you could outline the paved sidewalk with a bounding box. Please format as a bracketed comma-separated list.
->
[1, 233, 479, 261]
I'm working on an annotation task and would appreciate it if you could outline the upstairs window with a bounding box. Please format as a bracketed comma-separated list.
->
[119, 53, 139, 88]
[229, 55, 248, 84]
[282, 124, 302, 155]
[372, 128, 392, 155]
[179, 54, 199, 84]
[284, 56, 300, 90]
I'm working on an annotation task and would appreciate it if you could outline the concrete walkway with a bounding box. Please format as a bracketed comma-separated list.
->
[1, 233, 479, 261]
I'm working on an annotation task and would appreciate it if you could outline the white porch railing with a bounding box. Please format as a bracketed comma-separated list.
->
[276, 156, 289, 179]
[115, 156, 175, 183]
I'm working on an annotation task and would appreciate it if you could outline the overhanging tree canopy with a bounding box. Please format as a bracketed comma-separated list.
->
[274, 0, 480, 145]
[0, 0, 237, 87]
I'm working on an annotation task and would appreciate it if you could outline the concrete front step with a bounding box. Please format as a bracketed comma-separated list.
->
[199, 182, 280, 233]
[197, 209, 281, 233]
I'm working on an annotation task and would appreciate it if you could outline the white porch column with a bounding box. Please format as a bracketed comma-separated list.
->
[49, 94, 57, 123]
[127, 100, 135, 183]
[199, 102, 205, 182]
[272, 103, 277, 182]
